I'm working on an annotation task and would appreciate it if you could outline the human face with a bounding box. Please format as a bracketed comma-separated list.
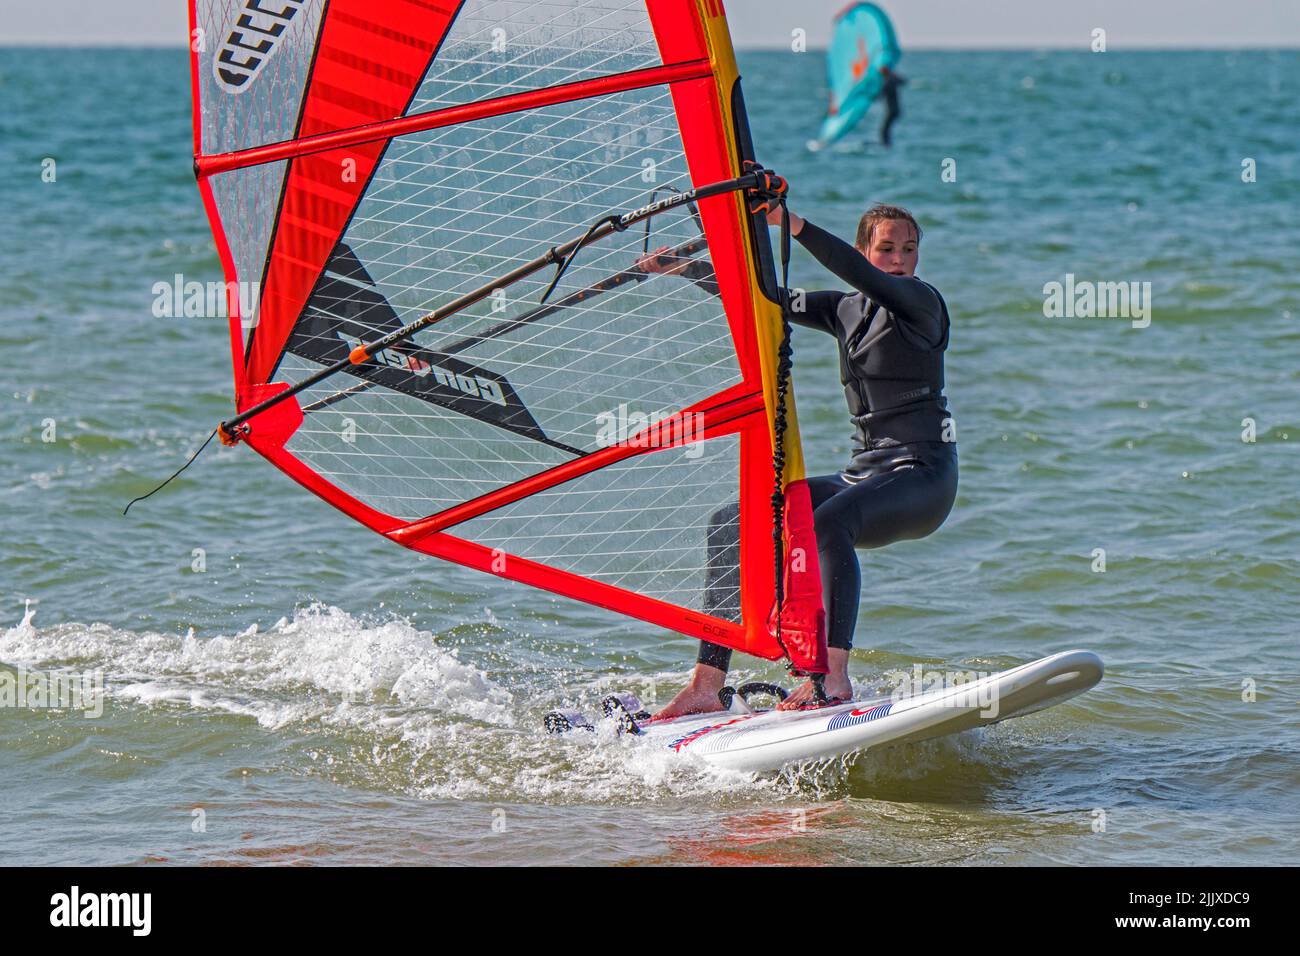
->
[858, 219, 919, 276]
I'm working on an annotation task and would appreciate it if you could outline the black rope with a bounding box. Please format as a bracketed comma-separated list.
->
[539, 214, 624, 305]
[641, 187, 705, 254]
[122, 427, 218, 515]
[770, 199, 794, 664]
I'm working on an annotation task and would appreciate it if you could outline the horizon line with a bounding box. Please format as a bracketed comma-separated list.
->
[1, 42, 1298, 52]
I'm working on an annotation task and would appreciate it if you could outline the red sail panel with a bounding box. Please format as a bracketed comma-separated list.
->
[244, 1, 457, 391]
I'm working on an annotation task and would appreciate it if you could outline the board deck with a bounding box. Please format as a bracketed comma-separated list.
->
[630, 650, 1103, 772]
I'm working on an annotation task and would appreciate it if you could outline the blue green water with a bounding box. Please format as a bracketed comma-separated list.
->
[1, 48, 1297, 865]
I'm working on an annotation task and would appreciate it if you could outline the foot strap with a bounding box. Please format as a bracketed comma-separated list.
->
[601, 694, 649, 735]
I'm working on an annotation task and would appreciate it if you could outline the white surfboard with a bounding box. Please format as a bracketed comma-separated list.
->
[629, 650, 1103, 773]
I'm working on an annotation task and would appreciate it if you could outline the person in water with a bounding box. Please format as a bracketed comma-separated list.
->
[647, 201, 958, 715]
[878, 65, 905, 146]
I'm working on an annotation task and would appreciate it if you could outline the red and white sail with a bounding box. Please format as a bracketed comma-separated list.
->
[188, 0, 826, 671]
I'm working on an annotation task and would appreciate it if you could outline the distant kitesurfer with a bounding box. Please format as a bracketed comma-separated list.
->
[877, 65, 904, 146]
[655, 197, 957, 716]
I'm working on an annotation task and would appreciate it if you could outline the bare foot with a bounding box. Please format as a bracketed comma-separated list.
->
[776, 675, 853, 709]
[776, 648, 853, 710]
[653, 664, 727, 720]
[654, 685, 725, 720]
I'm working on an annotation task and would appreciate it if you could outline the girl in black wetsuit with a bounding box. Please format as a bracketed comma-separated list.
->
[655, 203, 958, 716]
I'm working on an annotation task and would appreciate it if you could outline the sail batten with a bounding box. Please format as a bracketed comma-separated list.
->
[198, 60, 714, 176]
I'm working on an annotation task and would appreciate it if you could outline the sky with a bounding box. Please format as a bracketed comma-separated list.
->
[1, 0, 1297, 48]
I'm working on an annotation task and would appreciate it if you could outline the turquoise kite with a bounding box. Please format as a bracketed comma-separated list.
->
[816, 2, 902, 146]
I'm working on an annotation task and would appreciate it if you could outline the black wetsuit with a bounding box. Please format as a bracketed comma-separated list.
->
[698, 219, 958, 672]
[879, 72, 904, 146]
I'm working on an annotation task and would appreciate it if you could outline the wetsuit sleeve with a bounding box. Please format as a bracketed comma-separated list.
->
[796, 220, 943, 348]
[784, 289, 842, 336]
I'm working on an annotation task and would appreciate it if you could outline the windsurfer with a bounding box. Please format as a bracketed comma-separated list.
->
[878, 65, 904, 146]
[654, 199, 958, 717]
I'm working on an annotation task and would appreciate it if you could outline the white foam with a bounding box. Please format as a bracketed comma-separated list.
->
[1, 603, 514, 730]
[0, 604, 790, 803]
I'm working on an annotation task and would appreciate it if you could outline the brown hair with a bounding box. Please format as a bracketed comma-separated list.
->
[855, 204, 922, 251]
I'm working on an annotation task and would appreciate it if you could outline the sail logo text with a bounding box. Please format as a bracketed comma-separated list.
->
[339, 335, 506, 406]
[213, 0, 308, 94]
[49, 886, 151, 936]
[619, 189, 696, 226]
